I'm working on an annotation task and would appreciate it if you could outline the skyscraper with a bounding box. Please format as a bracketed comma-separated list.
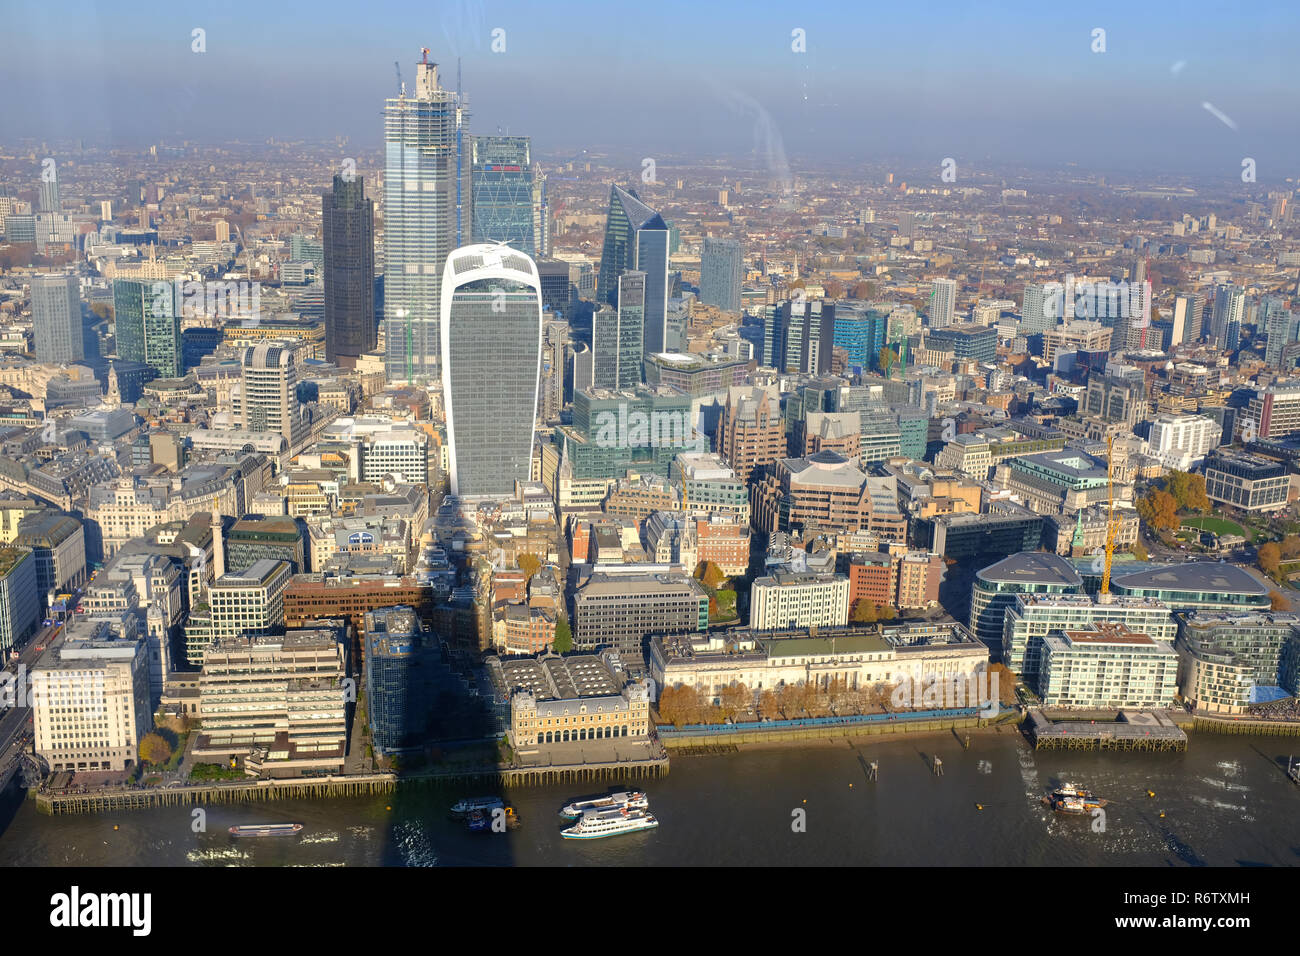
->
[112, 278, 181, 379]
[38, 168, 59, 214]
[322, 171, 376, 366]
[700, 237, 743, 313]
[441, 243, 543, 497]
[929, 278, 957, 329]
[597, 186, 669, 358]
[1211, 285, 1246, 350]
[31, 273, 84, 365]
[1021, 282, 1054, 335]
[382, 52, 470, 383]
[1172, 293, 1203, 346]
[471, 135, 535, 257]
[233, 343, 306, 452]
[592, 270, 645, 390]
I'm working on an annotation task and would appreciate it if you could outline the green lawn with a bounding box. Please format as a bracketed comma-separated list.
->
[1180, 515, 1248, 538]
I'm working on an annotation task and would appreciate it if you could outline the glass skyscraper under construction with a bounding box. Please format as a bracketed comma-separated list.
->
[382, 52, 470, 383]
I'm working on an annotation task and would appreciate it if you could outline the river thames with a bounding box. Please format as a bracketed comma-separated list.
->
[2, 729, 1297, 866]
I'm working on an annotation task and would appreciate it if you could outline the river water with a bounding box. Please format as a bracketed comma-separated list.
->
[2, 729, 1297, 866]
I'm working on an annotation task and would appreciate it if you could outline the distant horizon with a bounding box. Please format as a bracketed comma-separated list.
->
[4, 0, 1298, 183]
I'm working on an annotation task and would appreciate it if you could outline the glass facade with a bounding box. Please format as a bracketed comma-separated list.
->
[832, 304, 888, 370]
[597, 186, 669, 358]
[322, 172, 376, 363]
[470, 135, 535, 257]
[592, 271, 645, 390]
[442, 247, 542, 497]
[700, 237, 742, 312]
[112, 278, 181, 379]
[32, 273, 84, 365]
[383, 60, 470, 383]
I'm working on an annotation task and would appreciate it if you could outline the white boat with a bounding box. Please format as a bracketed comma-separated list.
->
[450, 796, 504, 816]
[561, 807, 658, 840]
[559, 790, 648, 819]
[228, 823, 303, 838]
[1288, 756, 1300, 786]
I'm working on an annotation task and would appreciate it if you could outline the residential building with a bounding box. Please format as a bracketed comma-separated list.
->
[1038, 622, 1179, 709]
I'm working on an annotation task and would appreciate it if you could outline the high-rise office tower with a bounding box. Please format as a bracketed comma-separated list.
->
[31, 273, 84, 365]
[1211, 285, 1246, 350]
[441, 244, 542, 497]
[1171, 293, 1203, 346]
[597, 186, 669, 358]
[592, 270, 645, 390]
[233, 343, 306, 451]
[1021, 282, 1054, 335]
[322, 172, 376, 367]
[700, 237, 743, 313]
[539, 319, 566, 424]
[112, 278, 181, 379]
[929, 278, 957, 329]
[38, 169, 59, 214]
[535, 257, 571, 315]
[382, 52, 470, 383]
[1266, 307, 1300, 369]
[532, 169, 550, 257]
[471, 135, 535, 257]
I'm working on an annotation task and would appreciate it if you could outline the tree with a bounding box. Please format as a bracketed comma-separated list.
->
[850, 598, 878, 624]
[758, 689, 780, 721]
[517, 553, 542, 578]
[823, 278, 845, 300]
[1280, 535, 1300, 560]
[139, 732, 172, 765]
[1258, 541, 1282, 578]
[1137, 489, 1179, 532]
[695, 561, 727, 591]
[879, 346, 899, 376]
[851, 280, 875, 300]
[1165, 471, 1209, 513]
[719, 683, 749, 720]
[551, 615, 572, 654]
[1131, 540, 1149, 561]
[1271, 590, 1289, 611]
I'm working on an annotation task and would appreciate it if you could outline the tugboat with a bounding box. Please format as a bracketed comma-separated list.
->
[466, 809, 490, 832]
[559, 790, 648, 819]
[561, 806, 659, 840]
[465, 805, 522, 832]
[1043, 784, 1107, 814]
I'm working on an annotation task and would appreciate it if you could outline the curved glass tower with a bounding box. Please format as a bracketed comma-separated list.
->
[441, 243, 543, 497]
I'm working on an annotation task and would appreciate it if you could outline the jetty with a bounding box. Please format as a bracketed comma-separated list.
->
[1026, 709, 1188, 752]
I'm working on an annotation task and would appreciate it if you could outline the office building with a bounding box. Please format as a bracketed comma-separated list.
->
[699, 237, 742, 312]
[968, 552, 1083, 654]
[498, 651, 651, 747]
[831, 302, 888, 371]
[1241, 380, 1300, 441]
[112, 278, 182, 379]
[1021, 282, 1054, 335]
[752, 451, 907, 540]
[716, 385, 784, 484]
[597, 186, 670, 357]
[1043, 320, 1112, 365]
[1202, 450, 1289, 513]
[193, 625, 348, 775]
[383, 54, 470, 382]
[924, 323, 996, 364]
[928, 278, 957, 329]
[1176, 611, 1300, 714]
[208, 558, 293, 641]
[365, 606, 445, 756]
[322, 171, 376, 366]
[571, 569, 709, 659]
[470, 135, 536, 257]
[0, 546, 39, 654]
[1147, 414, 1218, 469]
[1172, 293, 1203, 346]
[231, 343, 307, 452]
[31, 273, 84, 365]
[31, 621, 150, 773]
[750, 572, 850, 631]
[441, 243, 542, 497]
[592, 271, 644, 390]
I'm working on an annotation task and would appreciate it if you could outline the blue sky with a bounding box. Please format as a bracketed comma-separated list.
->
[4, 0, 1298, 177]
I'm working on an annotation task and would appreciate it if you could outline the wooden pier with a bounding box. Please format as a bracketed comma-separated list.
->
[1027, 710, 1188, 752]
[36, 773, 398, 816]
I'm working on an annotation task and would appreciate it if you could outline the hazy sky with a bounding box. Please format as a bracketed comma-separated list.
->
[4, 0, 1298, 179]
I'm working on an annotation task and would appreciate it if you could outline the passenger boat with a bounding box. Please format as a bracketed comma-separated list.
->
[561, 806, 659, 840]
[228, 823, 304, 838]
[1043, 784, 1107, 814]
[559, 790, 648, 819]
[450, 796, 504, 816]
[1288, 756, 1300, 786]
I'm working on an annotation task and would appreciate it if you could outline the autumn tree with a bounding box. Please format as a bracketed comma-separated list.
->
[851, 280, 875, 300]
[1271, 590, 1289, 611]
[1280, 535, 1300, 559]
[1258, 541, 1282, 578]
[1164, 471, 1209, 513]
[139, 732, 172, 765]
[851, 599, 878, 624]
[517, 553, 542, 578]
[878, 346, 899, 376]
[1137, 489, 1179, 532]
[758, 689, 780, 721]
[719, 683, 749, 721]
[823, 279, 845, 300]
[1130, 540, 1149, 561]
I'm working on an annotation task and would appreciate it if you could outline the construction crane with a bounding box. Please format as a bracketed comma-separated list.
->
[394, 60, 404, 96]
[1100, 434, 1119, 600]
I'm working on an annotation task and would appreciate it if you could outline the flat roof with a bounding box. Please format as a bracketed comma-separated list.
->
[977, 551, 1082, 588]
[1112, 562, 1267, 596]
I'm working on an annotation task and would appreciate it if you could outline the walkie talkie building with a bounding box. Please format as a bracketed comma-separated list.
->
[441, 243, 543, 498]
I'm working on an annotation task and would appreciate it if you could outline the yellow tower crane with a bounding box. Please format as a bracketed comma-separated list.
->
[1100, 434, 1119, 601]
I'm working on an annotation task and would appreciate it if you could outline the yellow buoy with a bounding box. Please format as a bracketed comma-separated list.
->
[113, 825, 119, 831]
[976, 804, 983, 811]
[386, 805, 392, 811]
[1147, 790, 1155, 798]
[1159, 810, 1165, 818]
